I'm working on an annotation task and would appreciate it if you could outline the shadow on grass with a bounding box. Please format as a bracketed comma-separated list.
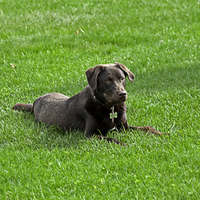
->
[130, 63, 200, 94]
[33, 126, 87, 150]
[8, 111, 86, 150]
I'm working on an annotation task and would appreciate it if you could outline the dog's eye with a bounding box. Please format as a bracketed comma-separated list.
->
[108, 77, 113, 81]
[118, 75, 125, 81]
[120, 76, 125, 81]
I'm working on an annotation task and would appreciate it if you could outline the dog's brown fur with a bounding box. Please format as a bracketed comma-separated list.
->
[12, 63, 165, 145]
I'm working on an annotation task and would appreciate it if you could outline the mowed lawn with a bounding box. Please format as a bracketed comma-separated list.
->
[0, 0, 200, 199]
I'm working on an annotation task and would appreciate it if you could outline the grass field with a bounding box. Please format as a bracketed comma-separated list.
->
[1, 0, 200, 199]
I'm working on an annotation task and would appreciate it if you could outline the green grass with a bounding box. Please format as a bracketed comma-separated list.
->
[0, 0, 200, 199]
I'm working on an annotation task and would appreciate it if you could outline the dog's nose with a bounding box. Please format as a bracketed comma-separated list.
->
[118, 91, 127, 97]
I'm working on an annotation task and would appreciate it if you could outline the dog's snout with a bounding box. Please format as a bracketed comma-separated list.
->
[118, 91, 127, 97]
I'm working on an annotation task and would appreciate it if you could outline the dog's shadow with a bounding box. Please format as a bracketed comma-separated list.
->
[35, 127, 87, 149]
[34, 125, 126, 149]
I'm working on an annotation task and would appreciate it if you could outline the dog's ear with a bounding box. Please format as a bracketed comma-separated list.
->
[85, 65, 105, 90]
[115, 62, 135, 82]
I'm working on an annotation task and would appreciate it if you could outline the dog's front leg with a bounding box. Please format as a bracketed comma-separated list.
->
[85, 121, 125, 145]
[96, 135, 125, 146]
[86, 130, 125, 146]
[128, 125, 167, 136]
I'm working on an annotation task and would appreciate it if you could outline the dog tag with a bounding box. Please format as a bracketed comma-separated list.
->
[110, 112, 118, 119]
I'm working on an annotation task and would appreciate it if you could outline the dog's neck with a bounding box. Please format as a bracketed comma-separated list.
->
[91, 92, 118, 127]
[93, 90, 104, 106]
[93, 95, 117, 121]
[93, 90, 116, 111]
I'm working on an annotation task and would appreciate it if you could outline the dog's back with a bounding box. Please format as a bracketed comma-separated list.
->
[33, 90, 90, 131]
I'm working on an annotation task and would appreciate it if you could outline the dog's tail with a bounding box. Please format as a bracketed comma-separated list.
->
[12, 103, 33, 113]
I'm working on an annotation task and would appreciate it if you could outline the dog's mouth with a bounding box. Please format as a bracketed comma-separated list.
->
[105, 95, 127, 106]
[94, 92, 127, 107]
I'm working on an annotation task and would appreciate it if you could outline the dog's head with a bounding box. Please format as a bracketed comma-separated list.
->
[86, 63, 135, 107]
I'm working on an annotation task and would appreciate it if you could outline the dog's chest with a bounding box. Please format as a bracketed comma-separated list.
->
[95, 107, 124, 133]
[101, 114, 116, 130]
[85, 101, 125, 133]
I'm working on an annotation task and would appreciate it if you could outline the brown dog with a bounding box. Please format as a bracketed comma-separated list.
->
[12, 63, 164, 145]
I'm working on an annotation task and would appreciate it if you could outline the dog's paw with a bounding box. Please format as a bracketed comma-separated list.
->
[145, 126, 170, 136]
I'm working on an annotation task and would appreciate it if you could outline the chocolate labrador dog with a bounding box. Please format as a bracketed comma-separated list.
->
[12, 63, 164, 145]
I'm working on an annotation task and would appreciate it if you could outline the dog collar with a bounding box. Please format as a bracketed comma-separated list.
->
[93, 96, 104, 105]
